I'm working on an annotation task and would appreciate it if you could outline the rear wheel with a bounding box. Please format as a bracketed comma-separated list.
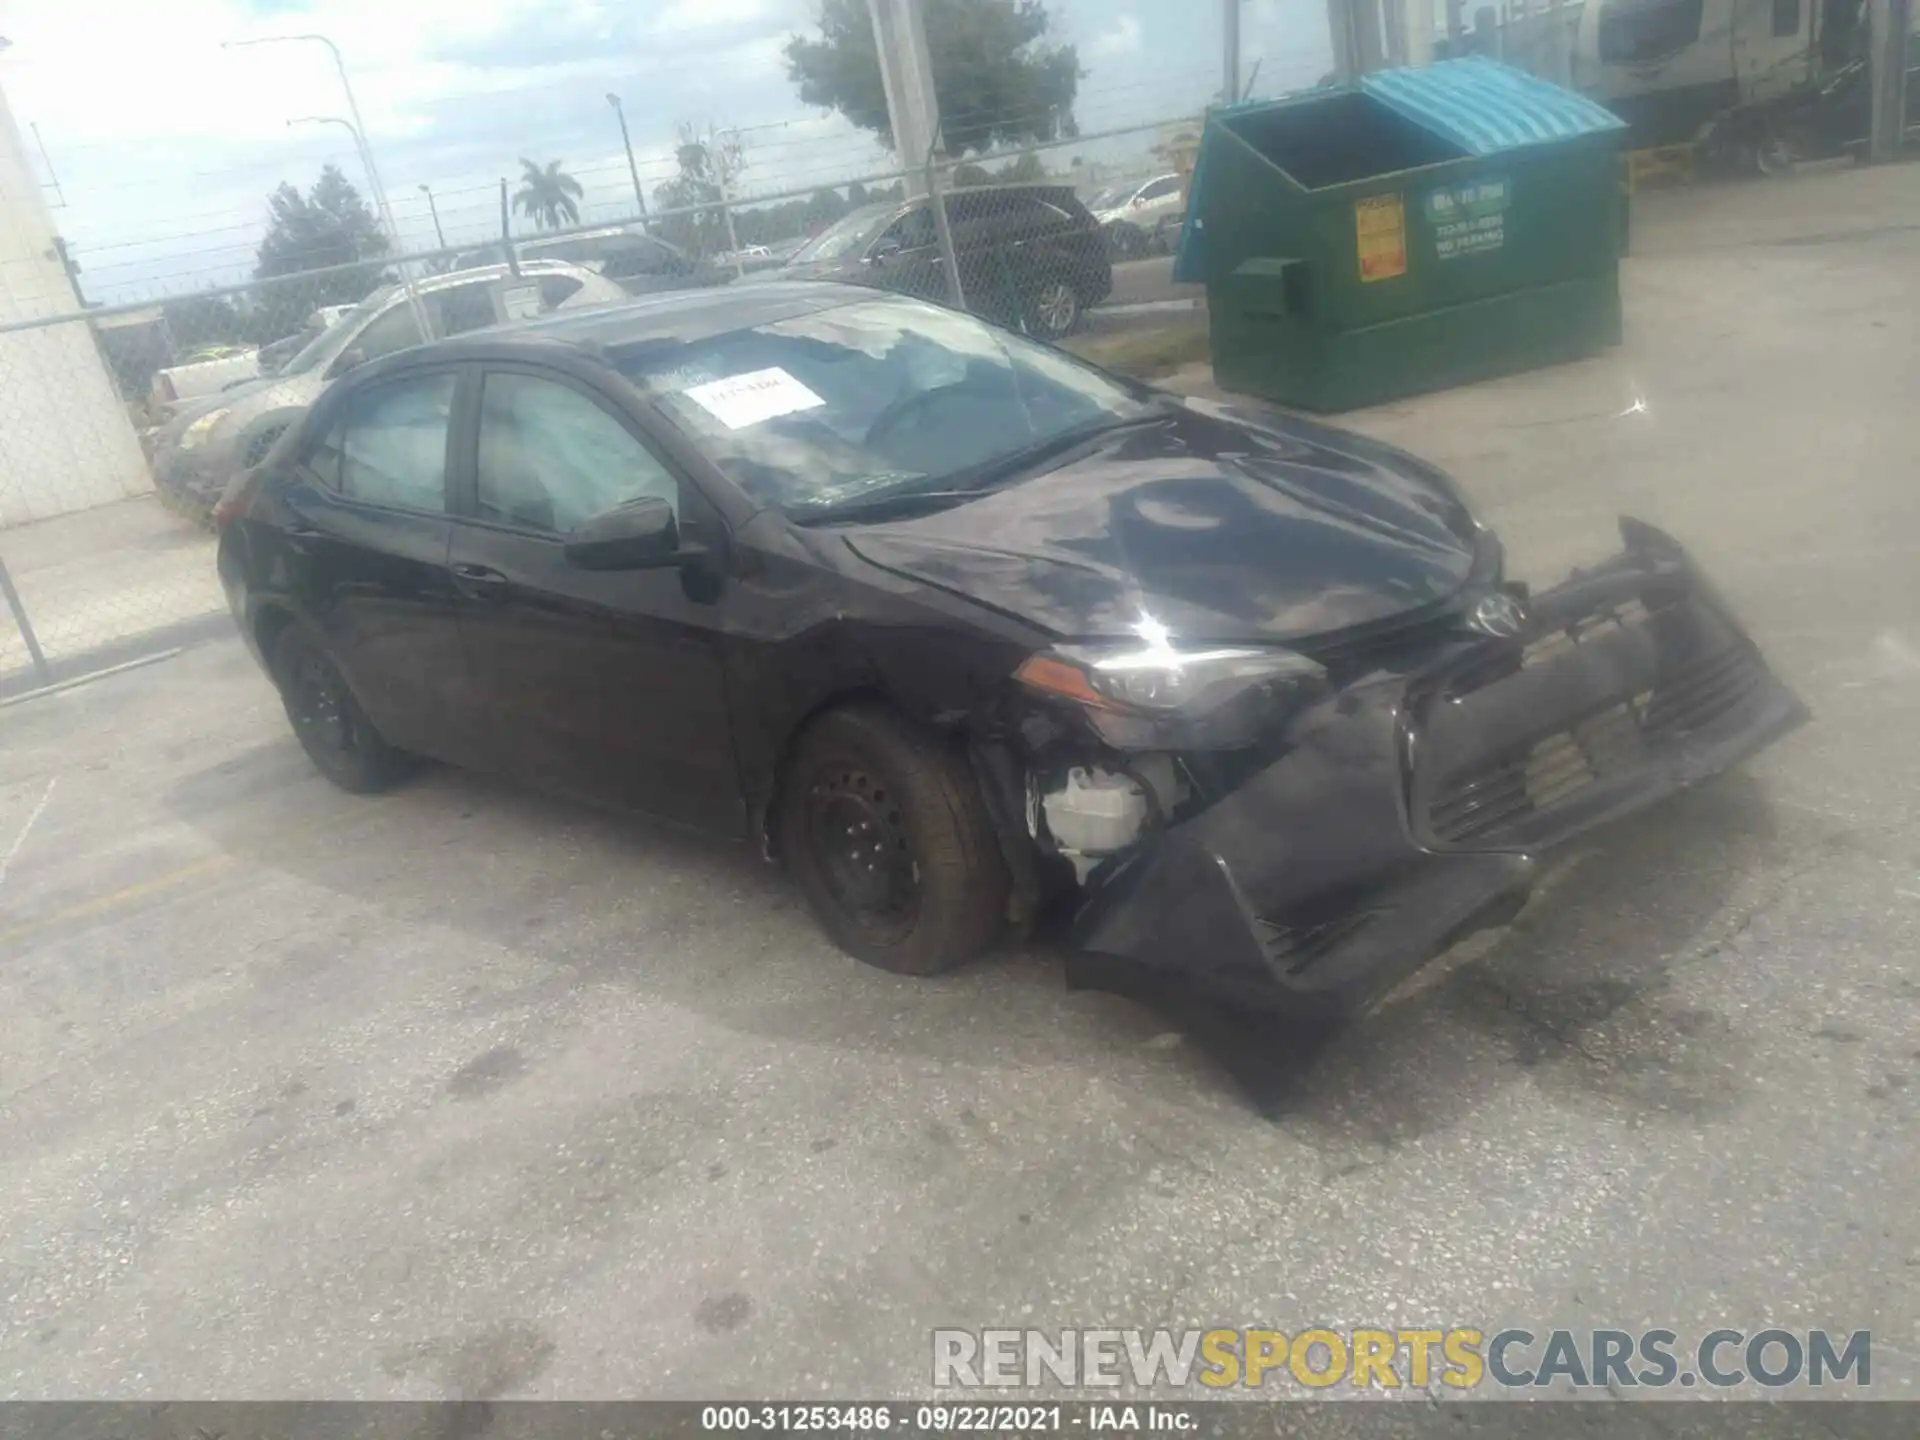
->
[1026, 279, 1083, 340]
[777, 706, 1008, 976]
[1107, 224, 1147, 260]
[271, 625, 408, 793]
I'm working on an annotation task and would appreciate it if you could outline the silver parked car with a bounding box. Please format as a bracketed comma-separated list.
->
[1087, 173, 1187, 258]
[152, 260, 627, 519]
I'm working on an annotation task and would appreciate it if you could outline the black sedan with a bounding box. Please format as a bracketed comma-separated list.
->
[216, 282, 1808, 1025]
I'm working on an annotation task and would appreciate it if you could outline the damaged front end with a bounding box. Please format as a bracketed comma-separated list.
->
[1008, 518, 1809, 1023]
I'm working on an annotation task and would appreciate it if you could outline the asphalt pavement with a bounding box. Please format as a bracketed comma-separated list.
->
[1, 163, 1917, 1402]
[1102, 256, 1195, 312]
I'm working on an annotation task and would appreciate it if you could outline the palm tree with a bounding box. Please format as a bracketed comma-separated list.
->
[513, 158, 584, 231]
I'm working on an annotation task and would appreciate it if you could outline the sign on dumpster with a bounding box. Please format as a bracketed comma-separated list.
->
[1425, 176, 1510, 261]
[1354, 194, 1407, 282]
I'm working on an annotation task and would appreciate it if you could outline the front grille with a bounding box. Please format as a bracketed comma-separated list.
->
[1427, 640, 1763, 846]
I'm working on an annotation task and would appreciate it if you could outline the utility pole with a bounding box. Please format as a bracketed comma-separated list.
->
[1868, 0, 1912, 161]
[607, 93, 650, 228]
[1224, 0, 1242, 103]
[717, 128, 745, 279]
[419, 184, 446, 248]
[867, 0, 942, 198]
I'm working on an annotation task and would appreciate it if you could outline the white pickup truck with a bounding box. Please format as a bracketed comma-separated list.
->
[149, 345, 261, 410]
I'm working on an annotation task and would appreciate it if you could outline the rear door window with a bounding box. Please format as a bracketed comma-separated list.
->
[352, 301, 426, 363]
[433, 282, 501, 337]
[1597, 0, 1704, 62]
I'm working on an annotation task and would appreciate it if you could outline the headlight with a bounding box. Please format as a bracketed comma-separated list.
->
[178, 408, 231, 452]
[1014, 615, 1326, 748]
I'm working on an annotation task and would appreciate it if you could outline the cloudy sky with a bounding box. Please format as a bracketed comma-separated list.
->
[0, 0, 1333, 303]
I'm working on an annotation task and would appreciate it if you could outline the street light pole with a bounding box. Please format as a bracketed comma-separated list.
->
[227, 34, 426, 332]
[1223, 0, 1242, 105]
[606, 93, 650, 229]
[419, 183, 446, 249]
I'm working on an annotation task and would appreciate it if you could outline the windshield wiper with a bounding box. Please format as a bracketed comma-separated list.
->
[790, 407, 1176, 528]
[942, 408, 1174, 492]
[790, 487, 991, 526]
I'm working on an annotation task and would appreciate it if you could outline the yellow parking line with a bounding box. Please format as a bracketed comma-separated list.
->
[0, 853, 235, 948]
[0, 794, 398, 949]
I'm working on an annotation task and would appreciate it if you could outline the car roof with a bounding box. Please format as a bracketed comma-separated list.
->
[373, 280, 872, 366]
[360, 258, 603, 310]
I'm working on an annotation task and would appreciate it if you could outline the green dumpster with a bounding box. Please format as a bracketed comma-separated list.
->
[1177, 58, 1628, 412]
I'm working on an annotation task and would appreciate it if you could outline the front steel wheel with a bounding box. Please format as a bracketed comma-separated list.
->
[777, 706, 1008, 976]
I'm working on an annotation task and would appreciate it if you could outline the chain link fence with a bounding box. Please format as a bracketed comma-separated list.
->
[0, 111, 1204, 698]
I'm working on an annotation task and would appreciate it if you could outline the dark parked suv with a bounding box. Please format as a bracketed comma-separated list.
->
[773, 184, 1113, 339]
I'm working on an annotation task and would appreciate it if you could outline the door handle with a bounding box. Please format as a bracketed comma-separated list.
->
[451, 562, 510, 601]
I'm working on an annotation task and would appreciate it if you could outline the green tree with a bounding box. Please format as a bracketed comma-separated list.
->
[997, 151, 1048, 183]
[253, 164, 391, 307]
[785, 0, 1080, 157]
[804, 186, 850, 229]
[652, 126, 745, 259]
[162, 294, 244, 351]
[513, 158, 584, 231]
[952, 162, 994, 187]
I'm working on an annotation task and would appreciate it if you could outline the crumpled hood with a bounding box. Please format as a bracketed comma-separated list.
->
[843, 399, 1484, 646]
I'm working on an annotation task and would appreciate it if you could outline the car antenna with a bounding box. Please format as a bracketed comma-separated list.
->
[499, 177, 521, 277]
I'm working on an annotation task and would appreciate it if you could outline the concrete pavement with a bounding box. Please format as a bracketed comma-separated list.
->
[2, 161, 1918, 1402]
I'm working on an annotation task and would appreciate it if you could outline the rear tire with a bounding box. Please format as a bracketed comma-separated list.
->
[270, 625, 409, 794]
[777, 705, 1008, 976]
[1108, 224, 1147, 260]
[1026, 279, 1083, 340]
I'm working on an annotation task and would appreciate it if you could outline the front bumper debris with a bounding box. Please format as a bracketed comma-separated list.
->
[1068, 518, 1810, 1022]
[153, 444, 227, 513]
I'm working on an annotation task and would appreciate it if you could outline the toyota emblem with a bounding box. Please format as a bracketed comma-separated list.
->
[1471, 592, 1528, 639]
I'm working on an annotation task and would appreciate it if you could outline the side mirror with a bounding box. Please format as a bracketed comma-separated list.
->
[869, 238, 903, 266]
[564, 496, 686, 570]
[329, 347, 368, 379]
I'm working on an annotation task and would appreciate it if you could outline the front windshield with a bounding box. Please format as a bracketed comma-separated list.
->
[616, 296, 1152, 516]
[787, 204, 896, 264]
[1087, 184, 1133, 211]
[274, 288, 394, 377]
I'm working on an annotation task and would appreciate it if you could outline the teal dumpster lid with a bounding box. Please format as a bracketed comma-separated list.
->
[1360, 58, 1626, 157]
[1172, 61, 1624, 282]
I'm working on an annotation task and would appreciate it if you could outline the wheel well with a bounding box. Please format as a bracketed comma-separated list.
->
[241, 422, 290, 470]
[759, 688, 1049, 931]
[253, 604, 296, 674]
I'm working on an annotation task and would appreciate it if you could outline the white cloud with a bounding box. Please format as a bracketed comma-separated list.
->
[655, 0, 771, 35]
[1089, 14, 1145, 62]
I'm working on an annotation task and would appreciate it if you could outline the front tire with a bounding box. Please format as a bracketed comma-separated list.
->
[777, 705, 1008, 976]
[271, 625, 408, 794]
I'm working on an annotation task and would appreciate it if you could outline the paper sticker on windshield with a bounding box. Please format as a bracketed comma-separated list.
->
[682, 368, 825, 430]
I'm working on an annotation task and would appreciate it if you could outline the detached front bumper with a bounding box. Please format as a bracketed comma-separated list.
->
[1069, 519, 1810, 1022]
